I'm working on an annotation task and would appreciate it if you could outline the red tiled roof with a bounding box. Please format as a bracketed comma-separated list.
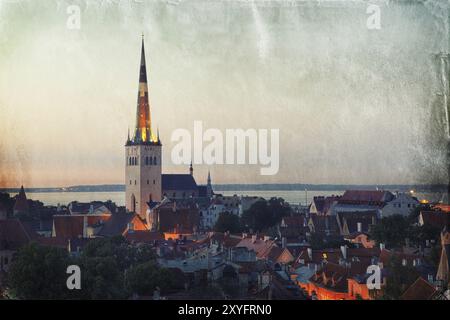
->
[155, 204, 199, 234]
[281, 216, 305, 227]
[236, 236, 275, 258]
[400, 277, 437, 300]
[420, 211, 449, 229]
[53, 214, 111, 239]
[340, 190, 393, 203]
[433, 204, 450, 213]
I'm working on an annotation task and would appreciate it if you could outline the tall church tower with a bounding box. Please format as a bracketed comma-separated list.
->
[125, 36, 162, 219]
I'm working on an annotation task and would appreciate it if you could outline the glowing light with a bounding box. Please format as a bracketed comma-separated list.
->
[420, 199, 429, 204]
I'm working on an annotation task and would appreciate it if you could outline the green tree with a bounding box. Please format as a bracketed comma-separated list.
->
[409, 224, 441, 247]
[71, 256, 126, 299]
[370, 215, 410, 248]
[6, 243, 71, 299]
[240, 197, 291, 232]
[125, 261, 179, 296]
[214, 212, 240, 233]
[81, 236, 156, 270]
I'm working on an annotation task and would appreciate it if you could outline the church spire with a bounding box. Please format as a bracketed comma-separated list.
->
[133, 34, 153, 144]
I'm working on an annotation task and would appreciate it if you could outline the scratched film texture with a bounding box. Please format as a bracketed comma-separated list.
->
[0, 0, 448, 187]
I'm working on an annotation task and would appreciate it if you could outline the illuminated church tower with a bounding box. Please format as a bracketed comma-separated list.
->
[125, 36, 162, 219]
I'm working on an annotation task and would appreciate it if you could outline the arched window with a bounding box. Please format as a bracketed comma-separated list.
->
[153, 157, 157, 165]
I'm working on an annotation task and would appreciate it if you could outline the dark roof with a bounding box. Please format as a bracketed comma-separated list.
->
[197, 186, 207, 197]
[13, 186, 29, 213]
[309, 215, 339, 234]
[97, 213, 134, 237]
[162, 174, 197, 191]
[0, 219, 32, 250]
[336, 211, 377, 234]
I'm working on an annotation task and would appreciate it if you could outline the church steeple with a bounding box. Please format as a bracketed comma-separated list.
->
[132, 34, 157, 145]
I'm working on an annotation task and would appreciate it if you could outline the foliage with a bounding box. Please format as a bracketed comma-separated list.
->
[6, 237, 176, 300]
[240, 197, 291, 232]
[6, 243, 71, 299]
[408, 224, 441, 247]
[213, 212, 241, 233]
[370, 215, 410, 248]
[81, 236, 156, 270]
[125, 261, 180, 296]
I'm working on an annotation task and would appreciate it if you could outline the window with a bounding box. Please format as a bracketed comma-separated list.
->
[135, 180, 137, 185]
[153, 180, 156, 184]
[153, 157, 157, 165]
[147, 180, 149, 185]
[150, 157, 153, 165]
[129, 180, 132, 185]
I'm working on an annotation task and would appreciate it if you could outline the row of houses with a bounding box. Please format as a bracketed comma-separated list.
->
[309, 190, 420, 218]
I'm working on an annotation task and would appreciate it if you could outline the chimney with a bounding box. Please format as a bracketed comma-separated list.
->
[264, 235, 271, 242]
[307, 248, 313, 260]
[357, 222, 362, 233]
[242, 232, 247, 239]
[89, 204, 94, 214]
[128, 222, 134, 233]
[340, 245, 347, 260]
[379, 243, 385, 250]
[251, 235, 257, 243]
[402, 258, 407, 266]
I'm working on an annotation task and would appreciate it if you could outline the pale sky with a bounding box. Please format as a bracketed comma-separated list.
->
[0, 0, 448, 187]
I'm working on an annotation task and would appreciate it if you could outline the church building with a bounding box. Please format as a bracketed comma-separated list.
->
[125, 36, 212, 219]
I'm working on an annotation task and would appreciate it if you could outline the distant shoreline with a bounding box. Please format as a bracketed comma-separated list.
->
[1, 183, 448, 194]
